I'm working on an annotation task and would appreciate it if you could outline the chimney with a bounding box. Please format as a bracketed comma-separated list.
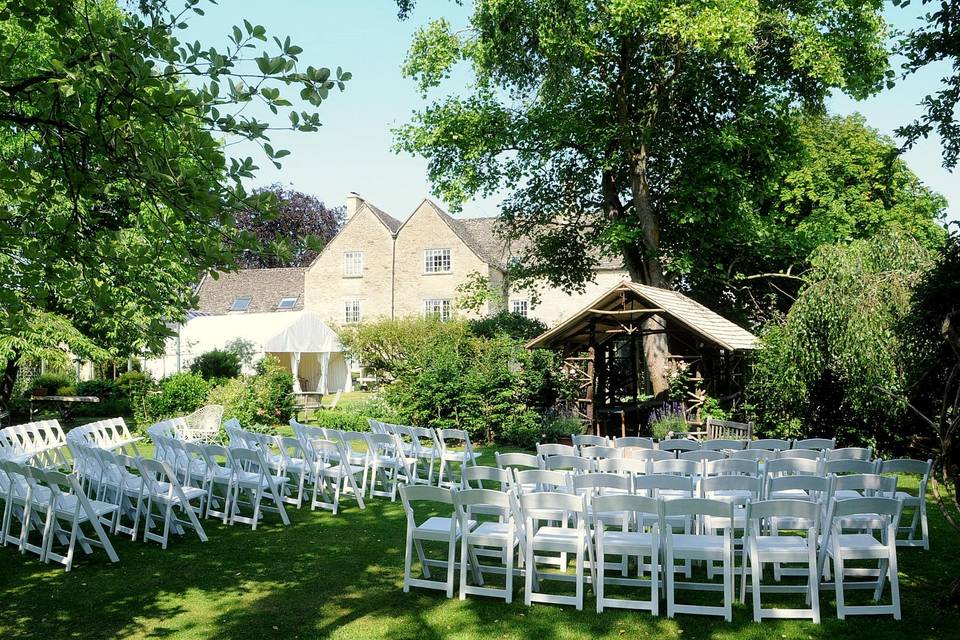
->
[346, 192, 363, 221]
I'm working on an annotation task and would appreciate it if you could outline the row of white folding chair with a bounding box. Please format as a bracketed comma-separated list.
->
[573, 435, 840, 453]
[70, 442, 209, 547]
[368, 420, 479, 487]
[66, 418, 141, 456]
[291, 421, 373, 507]
[0, 420, 67, 463]
[0, 459, 119, 571]
[401, 477, 903, 621]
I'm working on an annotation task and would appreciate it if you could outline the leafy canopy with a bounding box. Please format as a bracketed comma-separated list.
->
[0, 0, 348, 372]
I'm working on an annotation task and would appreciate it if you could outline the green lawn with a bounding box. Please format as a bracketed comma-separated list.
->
[2, 448, 959, 640]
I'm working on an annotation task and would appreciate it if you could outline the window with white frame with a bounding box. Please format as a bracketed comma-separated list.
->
[510, 299, 529, 317]
[423, 248, 452, 273]
[344, 300, 361, 324]
[423, 298, 452, 321]
[343, 251, 363, 277]
[277, 296, 298, 311]
[229, 296, 252, 312]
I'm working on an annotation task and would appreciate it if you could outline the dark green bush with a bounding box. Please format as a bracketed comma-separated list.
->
[28, 373, 74, 394]
[148, 373, 211, 419]
[190, 349, 242, 381]
[308, 410, 372, 432]
[469, 310, 548, 342]
[205, 356, 294, 427]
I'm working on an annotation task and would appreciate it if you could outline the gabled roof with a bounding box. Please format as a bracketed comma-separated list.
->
[527, 280, 758, 352]
[196, 267, 305, 315]
[363, 201, 403, 235]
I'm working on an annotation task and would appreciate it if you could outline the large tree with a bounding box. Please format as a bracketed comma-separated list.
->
[235, 184, 345, 268]
[697, 113, 946, 323]
[0, 0, 349, 406]
[895, 0, 960, 169]
[396, 0, 890, 396]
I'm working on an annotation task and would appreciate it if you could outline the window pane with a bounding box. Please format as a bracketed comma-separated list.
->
[344, 300, 361, 323]
[424, 248, 451, 273]
[344, 251, 363, 276]
[511, 299, 529, 317]
[424, 299, 451, 321]
[230, 297, 251, 311]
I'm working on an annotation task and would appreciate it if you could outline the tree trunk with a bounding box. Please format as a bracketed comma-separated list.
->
[625, 145, 671, 399]
[1, 352, 20, 410]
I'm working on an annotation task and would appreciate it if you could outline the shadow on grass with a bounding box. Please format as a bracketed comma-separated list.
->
[1, 460, 959, 640]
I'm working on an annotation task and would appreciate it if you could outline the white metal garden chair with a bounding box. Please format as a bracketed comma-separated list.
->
[399, 484, 471, 598]
[740, 499, 821, 623]
[455, 488, 518, 602]
[821, 497, 903, 619]
[661, 498, 735, 621]
[521, 491, 594, 610]
[878, 457, 933, 549]
[592, 494, 661, 614]
[226, 448, 290, 529]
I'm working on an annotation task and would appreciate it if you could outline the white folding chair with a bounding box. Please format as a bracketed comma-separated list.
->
[593, 494, 660, 614]
[740, 499, 820, 623]
[579, 445, 621, 462]
[661, 497, 736, 620]
[659, 439, 700, 456]
[572, 434, 609, 448]
[536, 442, 576, 457]
[778, 448, 822, 461]
[226, 448, 290, 529]
[399, 484, 471, 598]
[614, 436, 654, 449]
[38, 470, 120, 571]
[703, 439, 746, 452]
[199, 445, 234, 523]
[436, 428, 478, 488]
[793, 438, 835, 451]
[827, 447, 873, 461]
[135, 458, 208, 547]
[365, 432, 406, 500]
[521, 491, 593, 610]
[878, 458, 932, 549]
[310, 438, 367, 514]
[821, 497, 903, 619]
[623, 447, 674, 463]
[542, 454, 594, 474]
[749, 438, 791, 451]
[455, 488, 517, 602]
[495, 451, 539, 472]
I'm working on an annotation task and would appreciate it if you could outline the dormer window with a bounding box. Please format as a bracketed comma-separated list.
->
[424, 248, 452, 274]
[230, 296, 252, 312]
[277, 297, 298, 311]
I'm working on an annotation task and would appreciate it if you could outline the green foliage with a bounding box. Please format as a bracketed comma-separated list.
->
[650, 404, 690, 441]
[455, 271, 501, 314]
[748, 232, 936, 450]
[224, 338, 257, 370]
[395, 1, 892, 311]
[205, 356, 294, 427]
[148, 373, 211, 420]
[344, 317, 565, 443]
[0, 0, 348, 406]
[468, 310, 548, 342]
[895, 0, 960, 169]
[307, 410, 373, 432]
[29, 373, 74, 394]
[190, 349, 242, 381]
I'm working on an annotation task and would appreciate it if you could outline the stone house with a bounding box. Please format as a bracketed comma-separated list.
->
[195, 193, 629, 328]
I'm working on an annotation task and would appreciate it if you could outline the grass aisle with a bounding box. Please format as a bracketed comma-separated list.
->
[2, 448, 959, 640]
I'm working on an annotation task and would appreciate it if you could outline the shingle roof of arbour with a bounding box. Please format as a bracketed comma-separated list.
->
[196, 267, 306, 315]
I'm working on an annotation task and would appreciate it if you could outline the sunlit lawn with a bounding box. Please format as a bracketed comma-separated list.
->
[2, 446, 959, 640]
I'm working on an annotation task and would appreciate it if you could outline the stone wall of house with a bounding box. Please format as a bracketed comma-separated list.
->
[392, 201, 493, 320]
[303, 204, 395, 325]
[509, 269, 631, 326]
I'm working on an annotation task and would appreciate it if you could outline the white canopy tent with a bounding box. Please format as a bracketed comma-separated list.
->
[144, 310, 352, 393]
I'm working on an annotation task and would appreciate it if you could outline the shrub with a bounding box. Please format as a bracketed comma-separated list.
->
[650, 403, 688, 440]
[308, 410, 372, 432]
[207, 377, 259, 426]
[28, 373, 73, 395]
[205, 356, 294, 427]
[190, 349, 241, 381]
[541, 414, 586, 443]
[76, 378, 117, 398]
[468, 310, 548, 342]
[148, 373, 211, 419]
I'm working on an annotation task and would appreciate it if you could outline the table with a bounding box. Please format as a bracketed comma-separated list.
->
[29, 395, 99, 420]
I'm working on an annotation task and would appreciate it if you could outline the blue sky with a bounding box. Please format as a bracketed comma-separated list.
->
[185, 0, 958, 224]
